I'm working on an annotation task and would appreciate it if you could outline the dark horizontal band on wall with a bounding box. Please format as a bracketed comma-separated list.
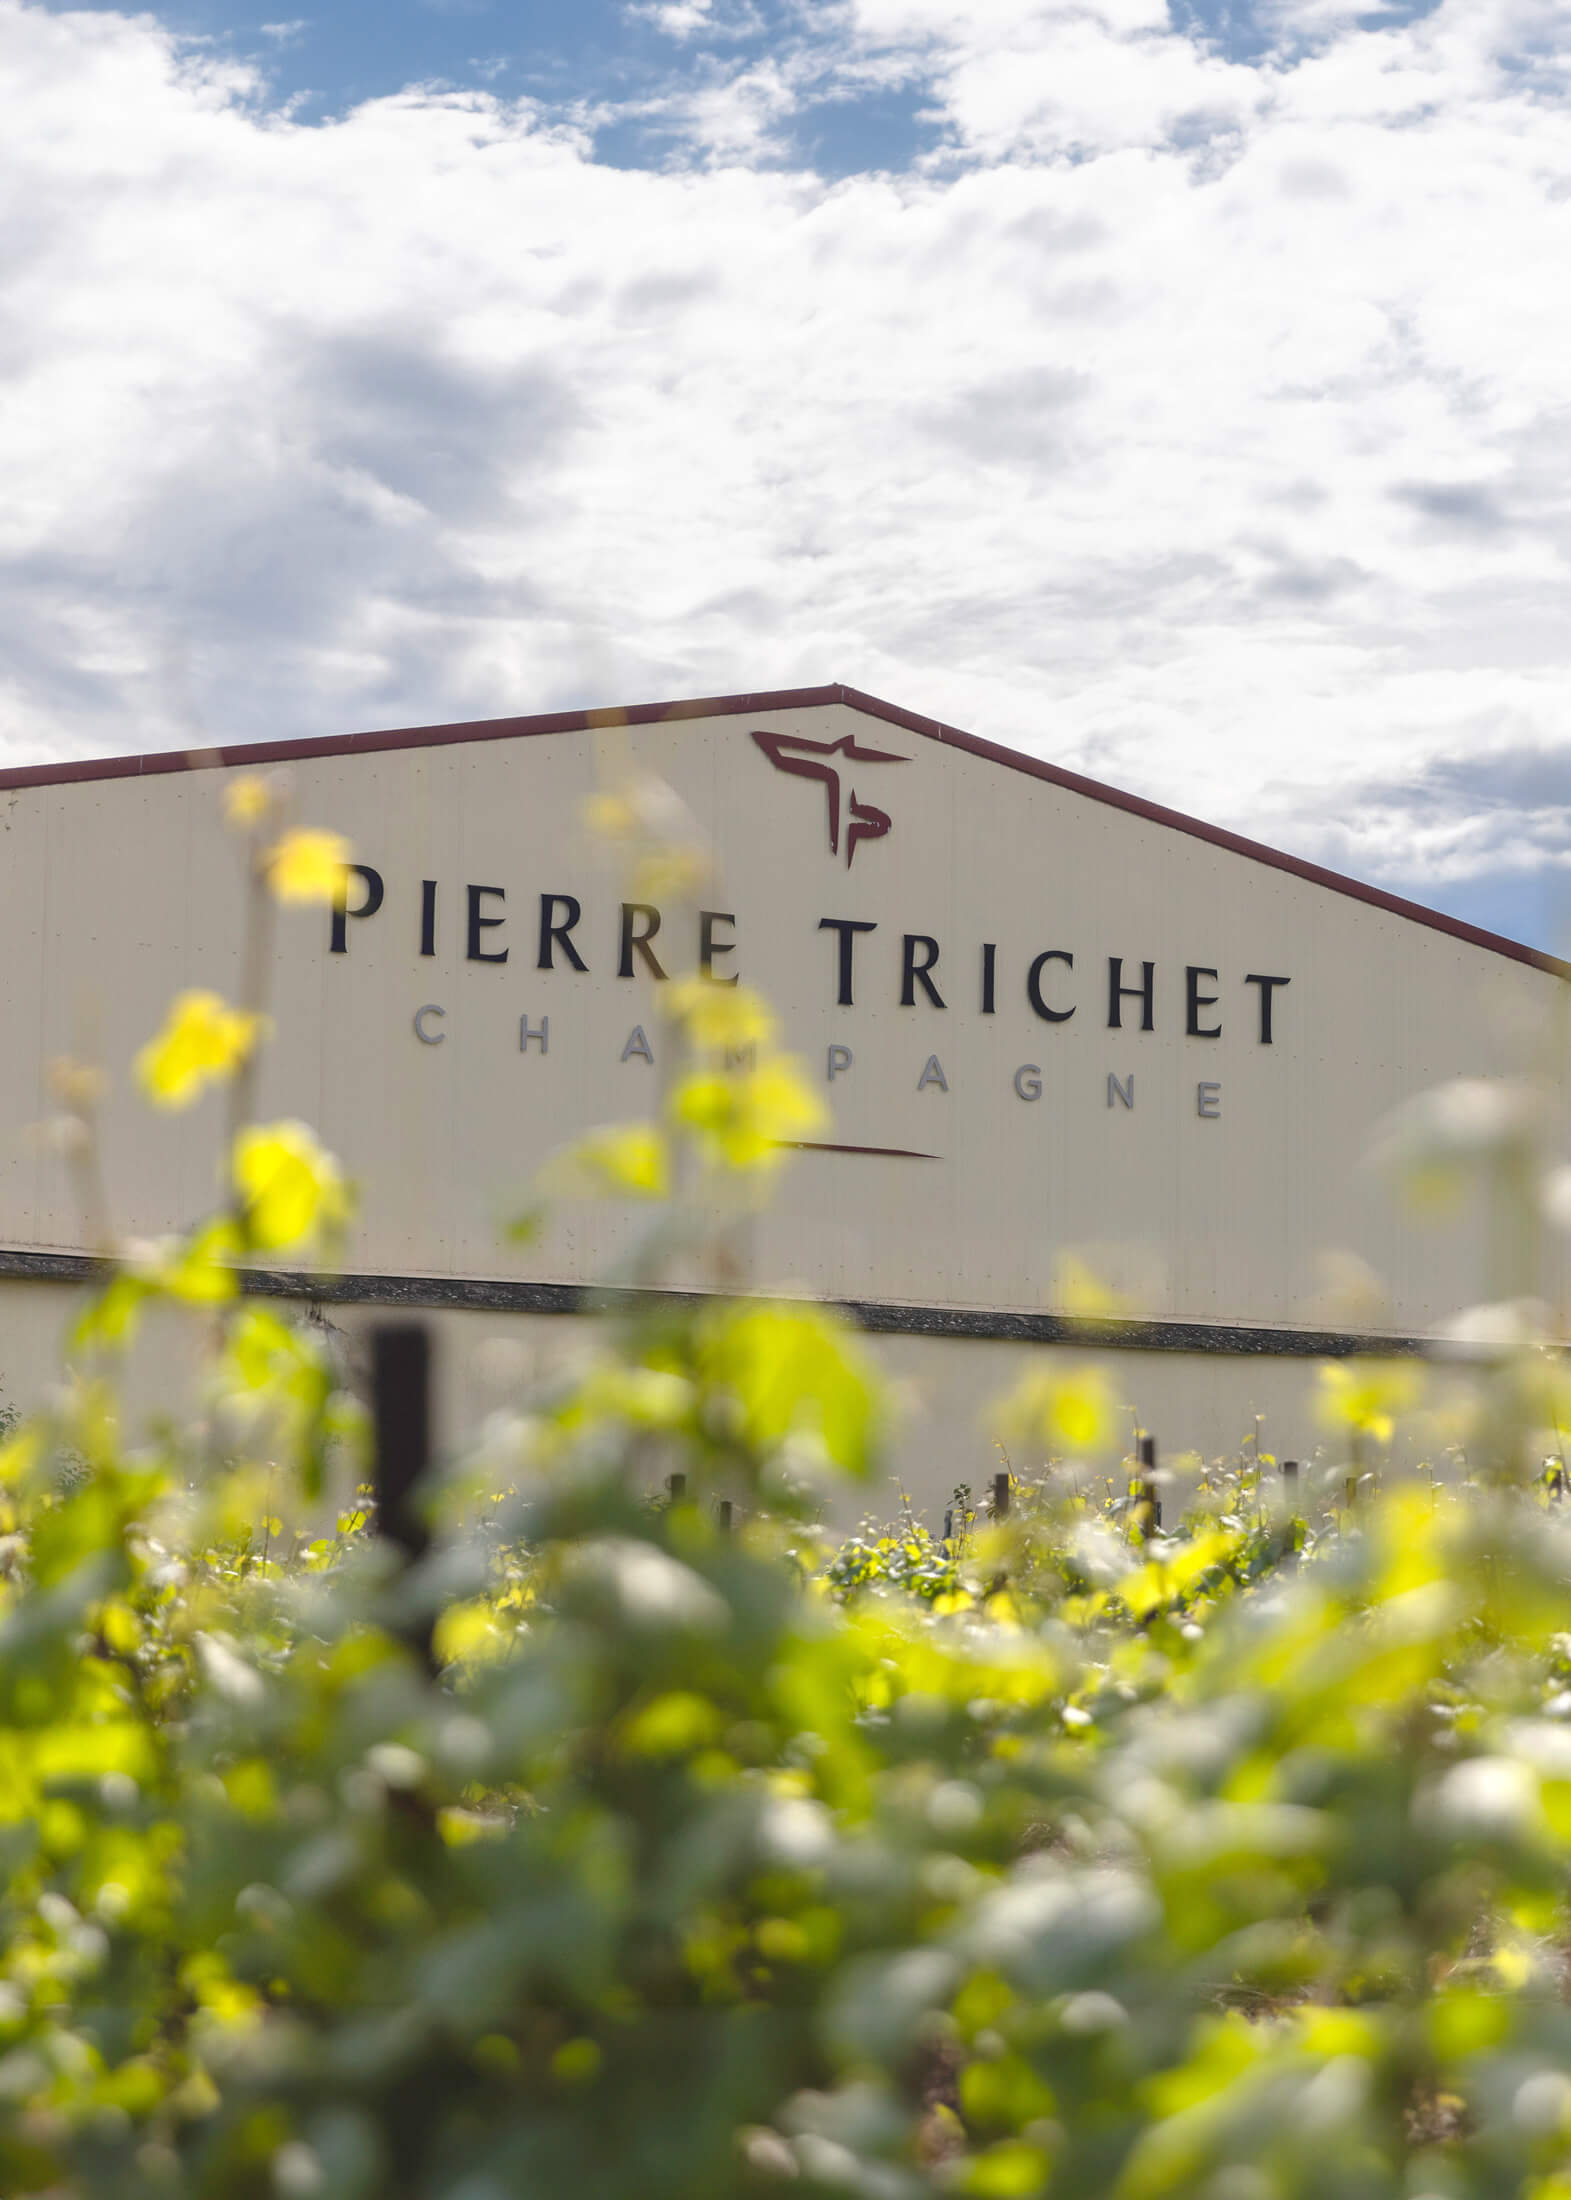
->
[0, 1245, 1432, 1358]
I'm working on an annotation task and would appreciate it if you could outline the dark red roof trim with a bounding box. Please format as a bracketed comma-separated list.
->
[3, 682, 1561, 978]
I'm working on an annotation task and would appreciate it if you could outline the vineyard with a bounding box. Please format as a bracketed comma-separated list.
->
[3, 783, 1571, 2199]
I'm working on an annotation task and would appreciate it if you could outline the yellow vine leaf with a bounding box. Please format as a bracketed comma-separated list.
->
[233, 1121, 351, 1250]
[581, 776, 711, 900]
[667, 979, 778, 1055]
[671, 1056, 826, 1173]
[995, 1364, 1120, 1457]
[545, 1123, 670, 1200]
[695, 1302, 879, 1477]
[268, 827, 352, 904]
[135, 992, 265, 1110]
[162, 1216, 243, 1303]
[222, 774, 274, 828]
[1316, 1359, 1421, 1444]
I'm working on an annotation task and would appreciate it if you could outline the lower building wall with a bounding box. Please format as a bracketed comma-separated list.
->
[0, 1273, 1455, 1528]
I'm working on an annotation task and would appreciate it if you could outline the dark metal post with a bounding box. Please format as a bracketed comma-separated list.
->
[370, 1323, 437, 1673]
[717, 1498, 733, 1532]
[1136, 1434, 1160, 1534]
[667, 1472, 687, 1504]
[371, 1323, 432, 1564]
[991, 1470, 1010, 1520]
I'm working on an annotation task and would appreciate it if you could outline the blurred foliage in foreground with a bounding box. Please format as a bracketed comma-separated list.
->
[8, 773, 1571, 2199]
[19, 1301, 1571, 2200]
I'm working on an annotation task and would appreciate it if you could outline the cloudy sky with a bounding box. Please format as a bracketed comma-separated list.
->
[4, 0, 1569, 945]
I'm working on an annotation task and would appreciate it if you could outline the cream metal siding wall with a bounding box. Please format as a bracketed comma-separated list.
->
[0, 700, 1559, 1340]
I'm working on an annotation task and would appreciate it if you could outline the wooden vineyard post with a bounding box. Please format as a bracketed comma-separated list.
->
[1135, 1434, 1160, 1537]
[370, 1322, 432, 1565]
[369, 1321, 436, 1671]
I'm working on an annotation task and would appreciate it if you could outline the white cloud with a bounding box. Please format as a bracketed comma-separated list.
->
[1, 0, 1570, 922]
[626, 0, 766, 41]
[852, 0, 1264, 160]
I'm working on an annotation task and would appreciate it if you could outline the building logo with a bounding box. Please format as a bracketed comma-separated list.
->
[750, 728, 909, 867]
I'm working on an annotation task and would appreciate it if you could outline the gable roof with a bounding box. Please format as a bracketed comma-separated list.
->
[1, 680, 1560, 979]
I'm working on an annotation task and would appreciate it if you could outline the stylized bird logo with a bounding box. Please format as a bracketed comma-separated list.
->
[750, 729, 909, 867]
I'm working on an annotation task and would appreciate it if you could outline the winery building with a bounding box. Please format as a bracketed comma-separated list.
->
[0, 685, 1562, 1510]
